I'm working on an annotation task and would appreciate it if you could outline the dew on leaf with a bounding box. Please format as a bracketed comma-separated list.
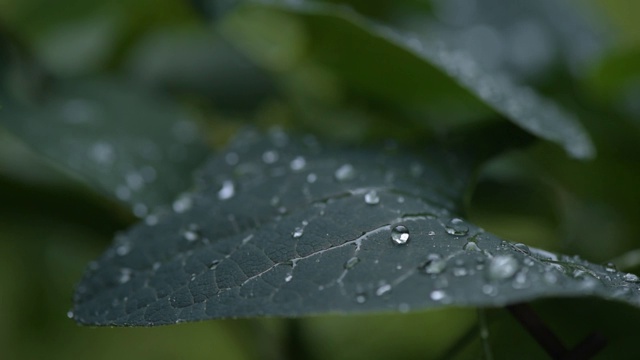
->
[289, 156, 306, 171]
[375, 283, 392, 296]
[183, 224, 201, 242]
[604, 262, 617, 273]
[89, 141, 115, 165]
[421, 254, 447, 275]
[67, 310, 74, 319]
[488, 255, 519, 280]
[118, 268, 132, 284]
[132, 203, 148, 217]
[334, 164, 356, 182]
[482, 284, 498, 296]
[463, 241, 481, 251]
[145, 214, 159, 226]
[172, 194, 193, 213]
[291, 227, 304, 239]
[355, 293, 367, 304]
[208, 260, 221, 270]
[623, 273, 640, 283]
[262, 150, 279, 164]
[513, 243, 531, 255]
[217, 180, 235, 200]
[284, 274, 293, 282]
[428, 230, 436, 236]
[116, 243, 131, 256]
[306, 173, 318, 183]
[445, 218, 469, 236]
[430, 290, 448, 301]
[391, 225, 410, 245]
[364, 190, 380, 205]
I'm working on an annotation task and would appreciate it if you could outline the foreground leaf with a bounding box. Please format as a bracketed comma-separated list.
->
[221, 0, 595, 159]
[0, 79, 210, 216]
[72, 130, 638, 326]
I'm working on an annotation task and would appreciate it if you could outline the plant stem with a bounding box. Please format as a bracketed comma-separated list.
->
[477, 308, 494, 360]
[507, 303, 567, 358]
[283, 318, 314, 360]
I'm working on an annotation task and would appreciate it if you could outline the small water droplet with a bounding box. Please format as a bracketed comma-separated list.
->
[623, 273, 640, 283]
[445, 218, 469, 236]
[289, 156, 306, 171]
[482, 284, 498, 296]
[375, 283, 392, 296]
[391, 225, 410, 245]
[428, 231, 436, 236]
[89, 141, 115, 165]
[218, 180, 235, 200]
[355, 293, 367, 304]
[118, 268, 132, 284]
[208, 260, 221, 270]
[66, 310, 74, 319]
[152, 262, 161, 271]
[116, 243, 131, 256]
[488, 255, 519, 280]
[225, 152, 239, 165]
[262, 150, 279, 164]
[284, 274, 293, 282]
[145, 214, 159, 226]
[430, 290, 448, 301]
[453, 267, 468, 277]
[307, 173, 317, 183]
[183, 224, 201, 242]
[173, 194, 193, 213]
[396, 196, 405, 203]
[463, 241, 481, 251]
[292, 227, 304, 239]
[334, 164, 356, 182]
[604, 262, 617, 273]
[421, 254, 447, 275]
[513, 243, 531, 255]
[512, 271, 530, 289]
[364, 190, 380, 205]
[344, 257, 360, 269]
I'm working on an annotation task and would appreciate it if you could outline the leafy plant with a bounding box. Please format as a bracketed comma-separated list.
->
[2, 0, 640, 359]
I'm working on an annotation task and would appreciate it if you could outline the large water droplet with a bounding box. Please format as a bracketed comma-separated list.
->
[364, 190, 380, 205]
[445, 218, 469, 236]
[218, 180, 235, 200]
[375, 283, 392, 296]
[334, 164, 356, 182]
[391, 225, 410, 245]
[291, 227, 304, 239]
[488, 255, 519, 280]
[344, 257, 360, 269]
[289, 156, 306, 171]
[623, 273, 640, 283]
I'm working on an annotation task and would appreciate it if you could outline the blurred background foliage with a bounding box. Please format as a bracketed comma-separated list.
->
[1, 0, 639, 359]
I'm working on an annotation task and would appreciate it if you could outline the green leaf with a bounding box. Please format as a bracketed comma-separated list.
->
[72, 130, 637, 326]
[0, 79, 210, 216]
[221, 0, 595, 159]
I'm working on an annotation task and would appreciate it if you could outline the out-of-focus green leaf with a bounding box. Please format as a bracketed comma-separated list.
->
[220, 0, 595, 159]
[72, 130, 636, 326]
[0, 79, 210, 217]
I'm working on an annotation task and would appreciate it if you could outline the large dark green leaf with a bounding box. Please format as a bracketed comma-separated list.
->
[72, 130, 638, 326]
[220, 0, 595, 159]
[0, 79, 210, 216]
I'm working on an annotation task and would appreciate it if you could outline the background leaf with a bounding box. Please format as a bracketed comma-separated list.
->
[0, 79, 210, 216]
[219, 0, 595, 158]
[72, 131, 637, 326]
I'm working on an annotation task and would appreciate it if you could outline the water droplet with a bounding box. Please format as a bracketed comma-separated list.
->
[398, 303, 410, 313]
[364, 190, 380, 205]
[115, 185, 131, 201]
[289, 156, 306, 171]
[543, 272, 558, 284]
[488, 255, 519, 280]
[89, 141, 115, 165]
[391, 225, 410, 245]
[152, 262, 161, 271]
[428, 231, 436, 236]
[604, 262, 617, 273]
[291, 227, 304, 239]
[262, 150, 279, 164]
[172, 194, 193, 213]
[183, 224, 201, 242]
[355, 293, 367, 304]
[445, 218, 469, 236]
[421, 254, 447, 275]
[307, 173, 317, 183]
[116, 243, 131, 256]
[208, 260, 221, 270]
[482, 284, 498, 296]
[225, 152, 239, 165]
[334, 164, 356, 182]
[430, 290, 447, 301]
[513, 243, 531, 255]
[453, 267, 468, 277]
[66, 310, 74, 319]
[145, 214, 159, 226]
[118, 268, 132, 284]
[463, 241, 481, 251]
[344, 257, 360, 269]
[284, 274, 293, 282]
[376, 283, 392, 296]
[396, 196, 405, 203]
[218, 180, 235, 200]
[623, 273, 640, 283]
[513, 271, 530, 289]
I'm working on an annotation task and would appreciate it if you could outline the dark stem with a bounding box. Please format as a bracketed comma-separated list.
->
[437, 320, 486, 360]
[506, 303, 568, 359]
[283, 318, 313, 360]
[561, 332, 607, 360]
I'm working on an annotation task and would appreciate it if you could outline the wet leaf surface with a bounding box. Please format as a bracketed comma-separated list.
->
[72, 130, 638, 326]
[0, 79, 210, 216]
